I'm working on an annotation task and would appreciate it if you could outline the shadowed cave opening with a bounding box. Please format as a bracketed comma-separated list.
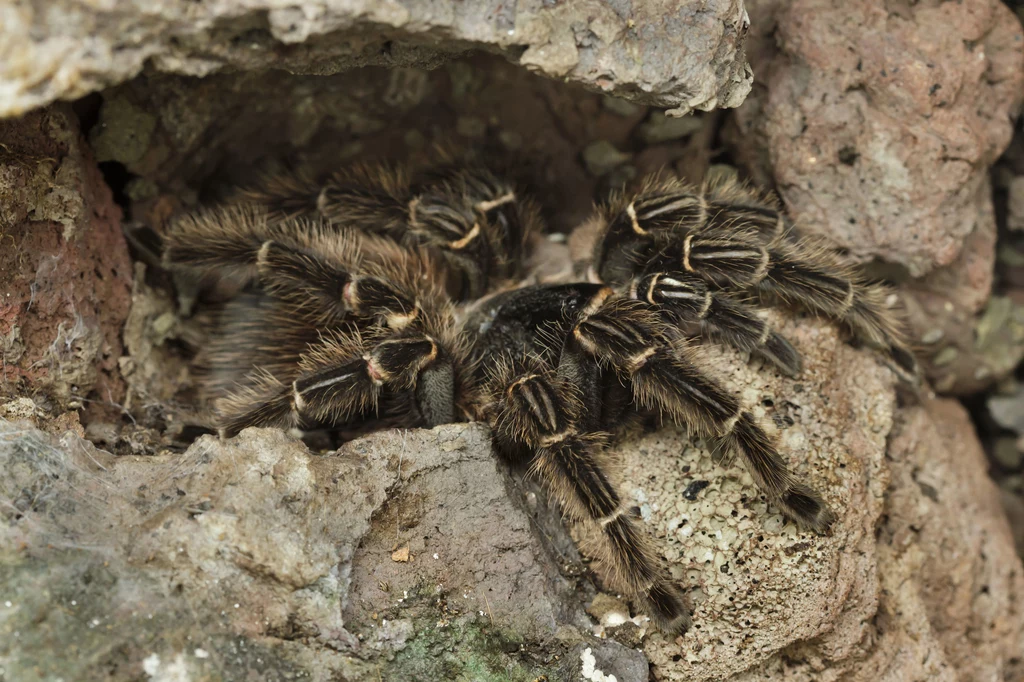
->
[75, 52, 734, 448]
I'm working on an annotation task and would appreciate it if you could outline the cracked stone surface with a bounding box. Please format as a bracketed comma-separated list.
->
[0, 0, 753, 119]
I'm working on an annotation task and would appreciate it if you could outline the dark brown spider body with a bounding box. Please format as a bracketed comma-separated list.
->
[163, 158, 916, 635]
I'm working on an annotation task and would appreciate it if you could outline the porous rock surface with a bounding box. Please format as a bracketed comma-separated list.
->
[730, 398, 1024, 682]
[588, 316, 893, 680]
[589, 316, 1024, 680]
[730, 0, 1024, 278]
[0, 0, 753, 119]
[0, 420, 657, 681]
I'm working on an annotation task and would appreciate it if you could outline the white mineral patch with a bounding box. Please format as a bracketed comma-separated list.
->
[580, 647, 618, 682]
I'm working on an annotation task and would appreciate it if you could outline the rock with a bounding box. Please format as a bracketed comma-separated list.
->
[564, 640, 650, 682]
[565, 316, 1024, 680]
[993, 438, 1024, 471]
[904, 289, 1024, 396]
[5, 260, 1022, 682]
[989, 387, 1024, 436]
[868, 400, 1024, 682]
[0, 0, 753, 119]
[0, 106, 133, 417]
[118, 262, 196, 422]
[583, 140, 632, 176]
[637, 111, 705, 145]
[3, 6, 1021, 679]
[593, 315, 896, 679]
[729, 0, 1024, 277]
[90, 95, 159, 166]
[0, 420, 648, 680]
[646, 397, 1024, 681]
[888, 188, 1024, 395]
[1008, 176, 1024, 232]
[603, 95, 645, 118]
[1002, 486, 1024, 559]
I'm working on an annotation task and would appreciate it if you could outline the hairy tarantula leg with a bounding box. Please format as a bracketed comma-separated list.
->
[491, 371, 691, 634]
[631, 272, 802, 376]
[235, 169, 323, 222]
[702, 198, 787, 243]
[573, 297, 836, 532]
[598, 183, 784, 257]
[164, 208, 421, 327]
[218, 334, 445, 437]
[755, 244, 917, 376]
[590, 181, 916, 378]
[317, 164, 411, 230]
[641, 237, 915, 377]
[594, 186, 776, 285]
[654, 230, 915, 376]
[255, 240, 422, 326]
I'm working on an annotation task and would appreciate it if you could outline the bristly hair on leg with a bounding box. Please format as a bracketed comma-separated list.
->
[487, 365, 692, 634]
[574, 170, 919, 383]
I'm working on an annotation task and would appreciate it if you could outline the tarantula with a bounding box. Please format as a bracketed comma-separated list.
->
[162, 153, 916, 634]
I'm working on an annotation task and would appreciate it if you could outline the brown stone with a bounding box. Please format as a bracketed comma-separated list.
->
[0, 106, 133, 417]
[729, 0, 1024, 277]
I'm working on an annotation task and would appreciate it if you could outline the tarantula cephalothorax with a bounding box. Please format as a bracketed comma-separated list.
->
[163, 155, 916, 634]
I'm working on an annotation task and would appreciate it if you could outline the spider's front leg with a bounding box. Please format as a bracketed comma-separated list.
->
[590, 177, 918, 378]
[630, 271, 803, 376]
[572, 292, 836, 532]
[488, 365, 692, 634]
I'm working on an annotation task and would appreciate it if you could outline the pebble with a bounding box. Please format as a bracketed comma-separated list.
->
[994, 438, 1024, 470]
[637, 111, 704, 144]
[933, 346, 959, 366]
[582, 140, 631, 176]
